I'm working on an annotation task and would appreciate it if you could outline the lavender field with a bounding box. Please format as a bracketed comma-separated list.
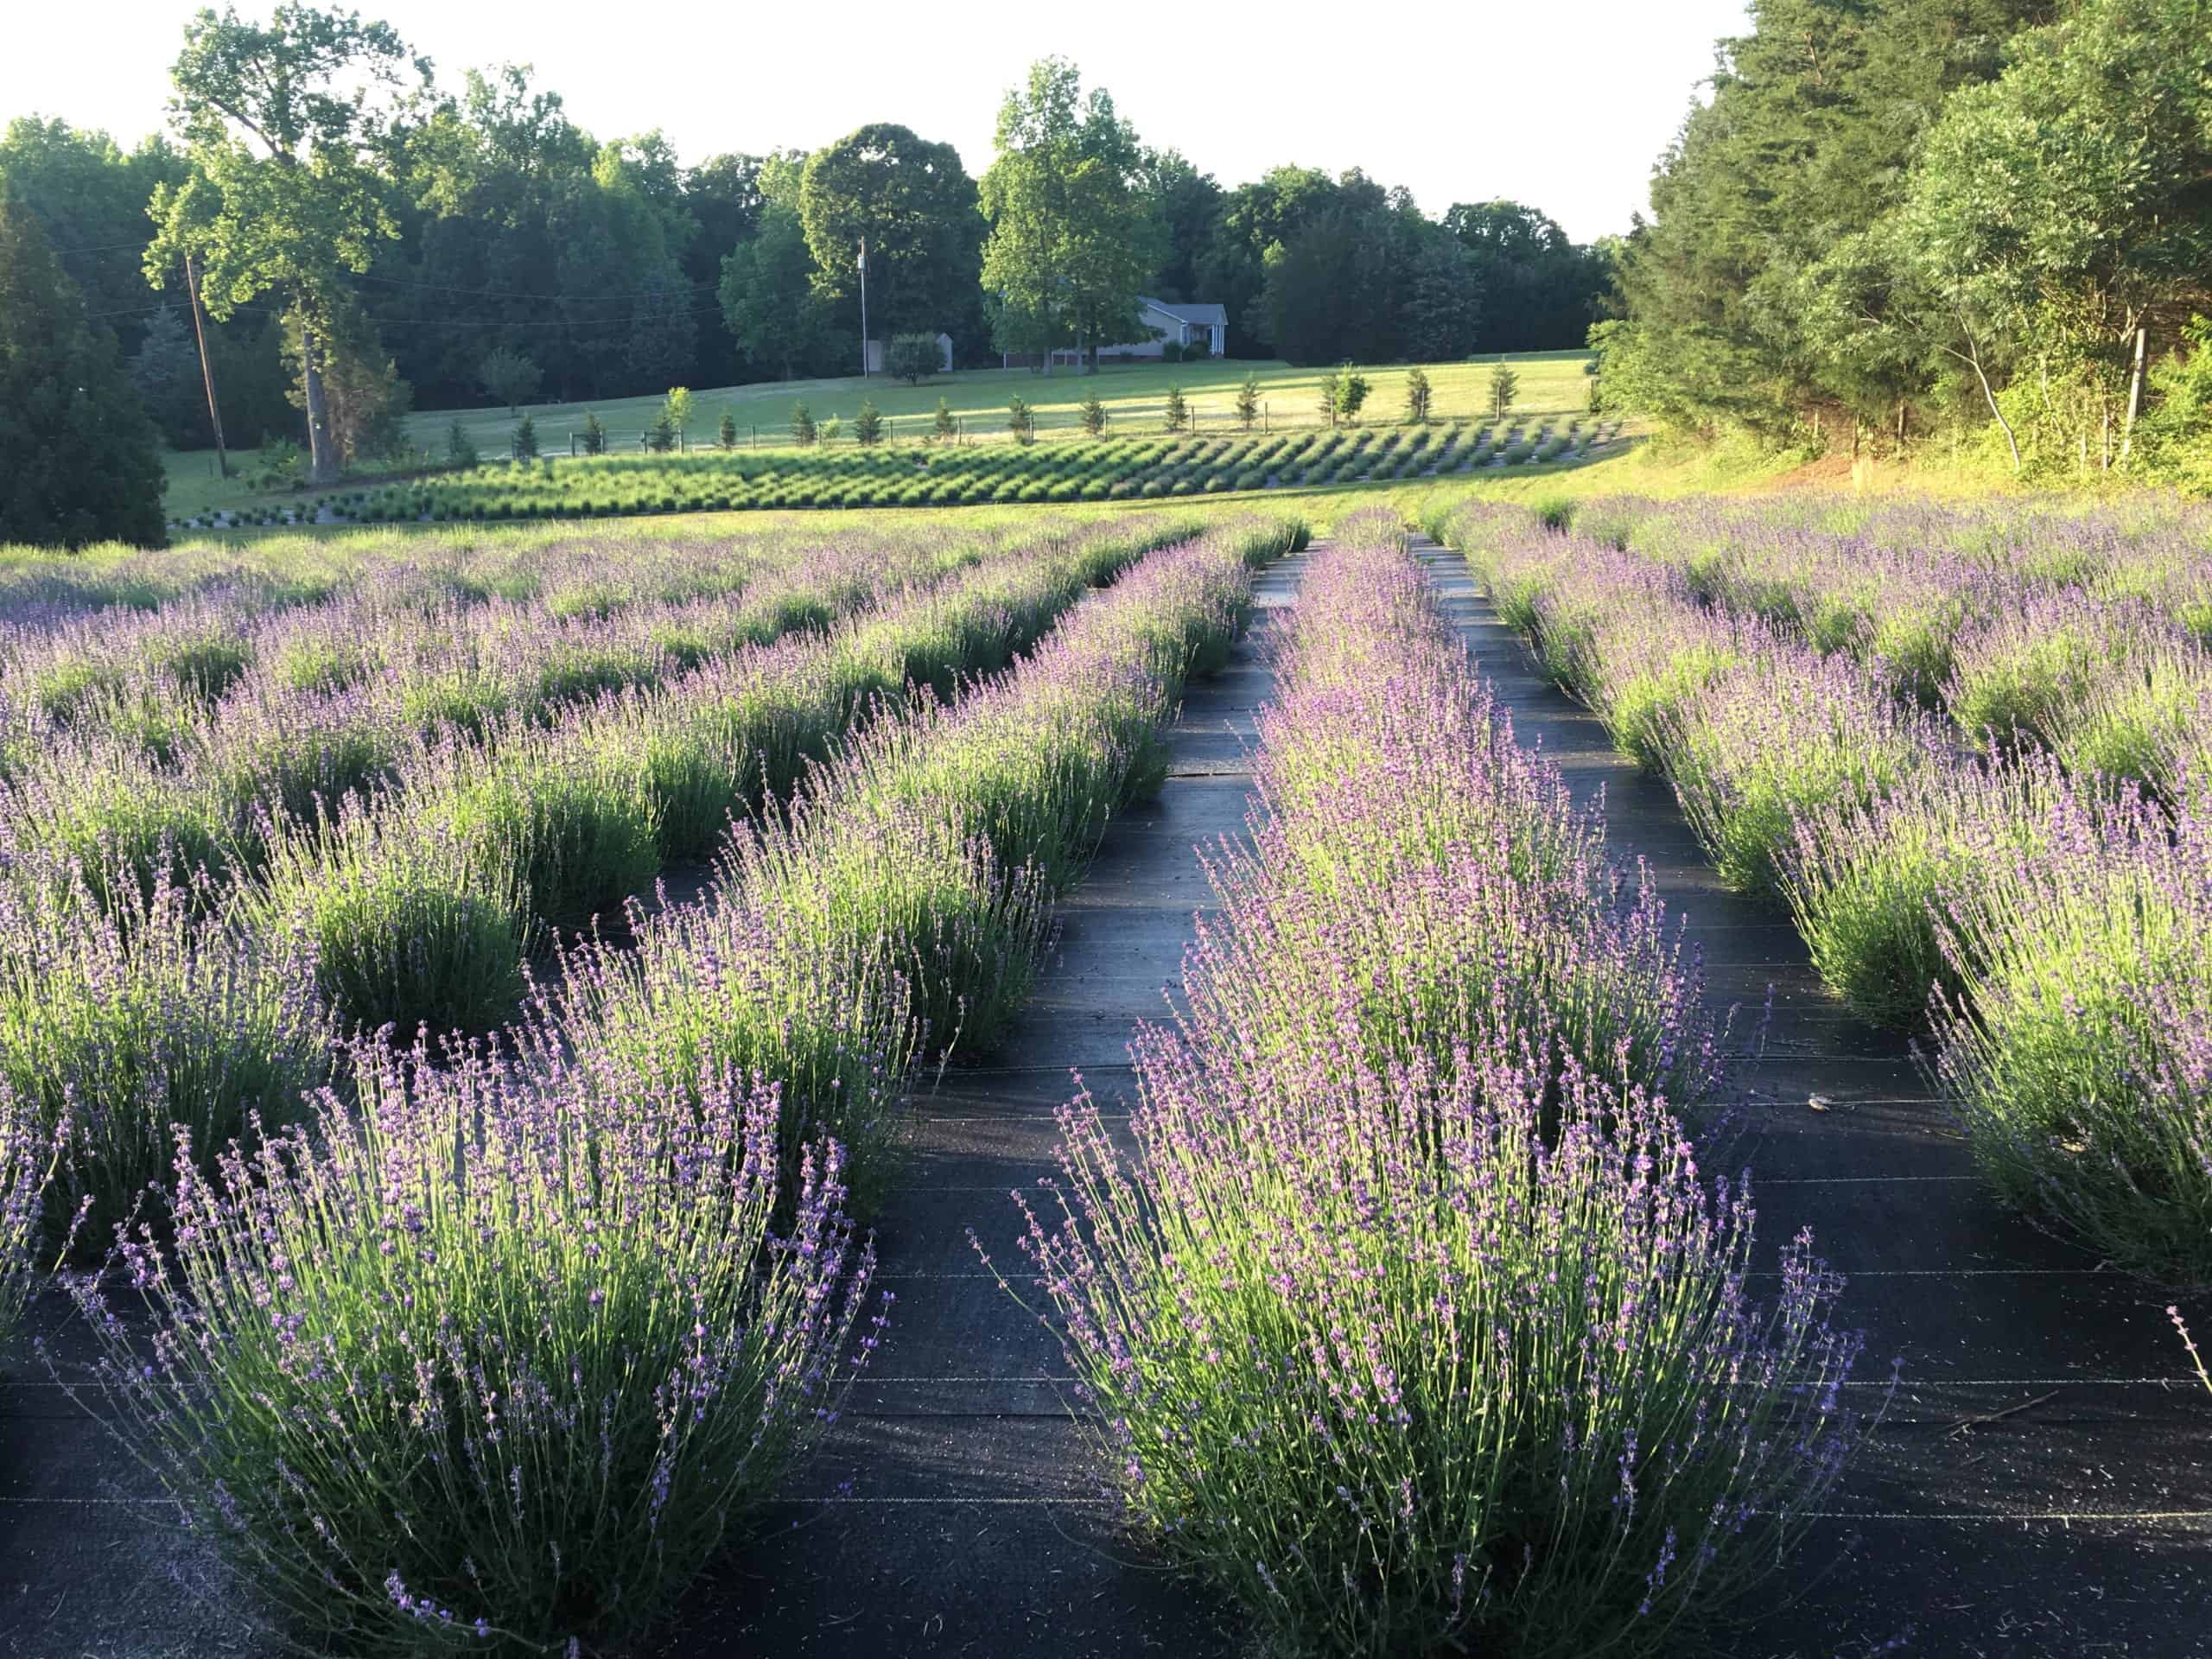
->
[0, 495, 2207, 1656]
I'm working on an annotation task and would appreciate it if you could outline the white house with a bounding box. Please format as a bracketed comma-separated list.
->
[863, 333, 955, 376]
[1002, 297, 1229, 369]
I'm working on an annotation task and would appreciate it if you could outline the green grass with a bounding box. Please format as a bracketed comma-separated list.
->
[160, 353, 1599, 522]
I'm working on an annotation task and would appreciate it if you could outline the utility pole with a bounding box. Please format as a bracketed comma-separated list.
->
[858, 238, 869, 380]
[182, 255, 229, 479]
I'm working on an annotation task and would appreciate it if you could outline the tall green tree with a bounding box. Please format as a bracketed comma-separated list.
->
[800, 124, 983, 348]
[980, 58, 1158, 375]
[1604, 0, 2050, 441]
[720, 199, 837, 379]
[130, 304, 213, 447]
[149, 4, 426, 484]
[0, 183, 167, 548]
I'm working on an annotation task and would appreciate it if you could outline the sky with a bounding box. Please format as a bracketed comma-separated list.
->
[1, 0, 1751, 245]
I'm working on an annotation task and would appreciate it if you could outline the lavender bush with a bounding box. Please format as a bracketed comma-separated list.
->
[998, 529, 1858, 1656]
[0, 857, 329, 1247]
[1931, 788, 2212, 1282]
[67, 1039, 880, 1654]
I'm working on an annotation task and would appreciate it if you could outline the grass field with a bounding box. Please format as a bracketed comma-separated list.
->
[160, 352, 1599, 521]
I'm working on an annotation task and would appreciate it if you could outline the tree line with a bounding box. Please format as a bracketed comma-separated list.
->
[1598, 0, 2212, 484]
[1, 8, 1607, 537]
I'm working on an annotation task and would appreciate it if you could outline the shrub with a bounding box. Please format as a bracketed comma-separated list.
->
[790, 401, 817, 446]
[717, 410, 737, 449]
[817, 416, 842, 446]
[887, 332, 940, 385]
[446, 419, 478, 467]
[0, 859, 329, 1249]
[67, 1042, 879, 1656]
[1333, 363, 1371, 424]
[1403, 364, 1433, 423]
[934, 396, 957, 441]
[1662, 645, 1933, 899]
[1162, 384, 1188, 433]
[250, 795, 530, 1039]
[1007, 395, 1033, 444]
[1933, 790, 2212, 1283]
[645, 416, 676, 454]
[854, 399, 884, 446]
[512, 412, 538, 461]
[580, 410, 607, 455]
[1079, 390, 1108, 437]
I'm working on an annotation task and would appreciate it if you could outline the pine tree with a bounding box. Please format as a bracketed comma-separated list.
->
[1235, 374, 1260, 430]
[0, 183, 166, 547]
[934, 397, 957, 442]
[580, 410, 606, 455]
[130, 304, 210, 448]
[1163, 385, 1188, 433]
[512, 413, 538, 460]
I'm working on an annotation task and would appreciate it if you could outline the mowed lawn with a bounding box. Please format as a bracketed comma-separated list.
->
[162, 352, 1596, 517]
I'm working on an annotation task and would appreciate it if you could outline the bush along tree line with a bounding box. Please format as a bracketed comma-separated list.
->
[1, 18, 1611, 545]
[1599, 0, 2212, 487]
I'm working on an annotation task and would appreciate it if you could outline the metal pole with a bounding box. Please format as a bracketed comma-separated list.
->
[857, 238, 869, 380]
[182, 254, 229, 479]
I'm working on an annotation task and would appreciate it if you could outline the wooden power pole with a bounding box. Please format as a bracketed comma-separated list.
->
[182, 255, 230, 480]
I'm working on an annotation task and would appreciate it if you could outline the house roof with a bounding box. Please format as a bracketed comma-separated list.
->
[1141, 296, 1228, 327]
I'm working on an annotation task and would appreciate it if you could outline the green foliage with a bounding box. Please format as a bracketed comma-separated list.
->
[721, 205, 841, 380]
[580, 409, 606, 455]
[1488, 360, 1520, 422]
[479, 346, 541, 413]
[511, 412, 538, 460]
[717, 409, 737, 449]
[149, 5, 423, 483]
[645, 416, 676, 454]
[817, 415, 842, 445]
[934, 395, 957, 440]
[0, 181, 167, 548]
[662, 386, 694, 441]
[855, 400, 884, 446]
[885, 332, 944, 385]
[1079, 390, 1108, 436]
[790, 400, 816, 446]
[1007, 394, 1033, 442]
[1404, 364, 1433, 423]
[130, 303, 212, 448]
[1333, 365, 1370, 424]
[1235, 372, 1260, 430]
[801, 125, 983, 345]
[980, 59, 1159, 363]
[1162, 384, 1188, 433]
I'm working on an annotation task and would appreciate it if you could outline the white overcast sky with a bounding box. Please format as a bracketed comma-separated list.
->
[2, 0, 1751, 244]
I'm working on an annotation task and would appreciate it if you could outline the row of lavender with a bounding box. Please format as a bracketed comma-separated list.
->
[0, 516, 1183, 899]
[991, 517, 1859, 1655]
[1, 516, 1214, 1253]
[1449, 499, 2212, 1286]
[2, 516, 1302, 1655]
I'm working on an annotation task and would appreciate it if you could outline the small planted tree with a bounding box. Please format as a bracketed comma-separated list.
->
[1236, 373, 1260, 430]
[717, 410, 737, 449]
[1007, 395, 1034, 443]
[934, 396, 957, 442]
[1334, 365, 1371, 425]
[663, 387, 694, 448]
[818, 415, 842, 445]
[1080, 390, 1108, 437]
[1163, 385, 1189, 434]
[580, 410, 607, 455]
[479, 346, 541, 415]
[1404, 365, 1433, 423]
[885, 333, 940, 385]
[791, 401, 817, 446]
[1489, 360, 1520, 423]
[511, 413, 538, 461]
[447, 419, 478, 468]
[855, 400, 884, 446]
[645, 416, 676, 454]
[1319, 366, 1342, 428]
